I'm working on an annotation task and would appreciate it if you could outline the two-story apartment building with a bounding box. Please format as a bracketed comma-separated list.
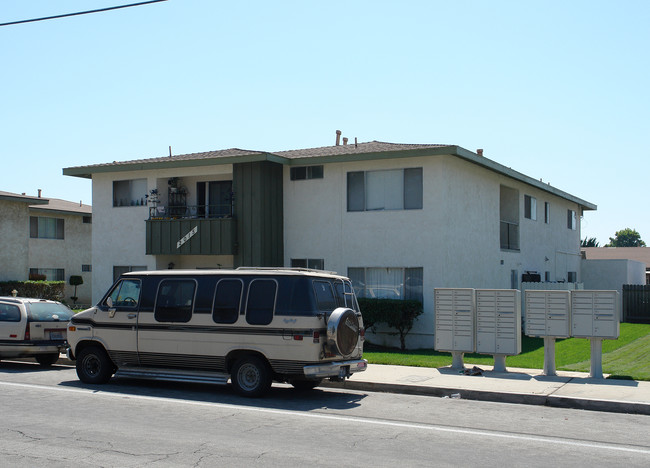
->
[63, 140, 596, 347]
[0, 190, 92, 305]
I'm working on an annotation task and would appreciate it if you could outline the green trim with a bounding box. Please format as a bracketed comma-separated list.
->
[62, 144, 596, 211]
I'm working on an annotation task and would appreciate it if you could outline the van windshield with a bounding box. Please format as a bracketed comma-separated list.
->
[27, 303, 74, 322]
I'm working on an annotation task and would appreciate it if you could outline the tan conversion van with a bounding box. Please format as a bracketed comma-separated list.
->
[66, 268, 367, 397]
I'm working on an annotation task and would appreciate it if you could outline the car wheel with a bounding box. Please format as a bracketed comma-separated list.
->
[231, 356, 272, 397]
[35, 353, 59, 367]
[76, 346, 114, 384]
[290, 378, 322, 391]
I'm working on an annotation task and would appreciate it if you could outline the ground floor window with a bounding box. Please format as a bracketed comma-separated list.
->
[29, 268, 64, 281]
[113, 265, 147, 282]
[291, 258, 324, 270]
[348, 267, 423, 302]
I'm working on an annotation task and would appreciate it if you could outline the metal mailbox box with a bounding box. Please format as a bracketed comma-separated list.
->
[571, 290, 620, 339]
[434, 288, 475, 353]
[524, 290, 571, 338]
[476, 289, 522, 355]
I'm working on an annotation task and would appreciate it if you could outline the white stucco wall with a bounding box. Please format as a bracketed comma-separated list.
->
[28, 211, 92, 305]
[283, 155, 586, 348]
[0, 200, 30, 282]
[581, 258, 645, 293]
[91, 165, 233, 302]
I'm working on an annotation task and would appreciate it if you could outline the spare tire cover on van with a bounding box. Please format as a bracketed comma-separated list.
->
[326, 308, 360, 357]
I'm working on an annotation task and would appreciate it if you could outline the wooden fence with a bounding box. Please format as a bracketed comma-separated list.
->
[622, 284, 650, 323]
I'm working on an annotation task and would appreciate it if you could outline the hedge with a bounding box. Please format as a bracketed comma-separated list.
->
[0, 281, 66, 302]
[358, 297, 423, 350]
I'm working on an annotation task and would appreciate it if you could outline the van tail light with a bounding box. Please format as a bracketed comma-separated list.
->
[293, 335, 303, 341]
[24, 327, 30, 341]
[360, 327, 365, 341]
[313, 331, 320, 343]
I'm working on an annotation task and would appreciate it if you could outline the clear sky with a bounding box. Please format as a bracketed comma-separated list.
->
[2, 0, 648, 245]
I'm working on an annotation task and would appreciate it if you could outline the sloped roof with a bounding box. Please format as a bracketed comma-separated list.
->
[30, 197, 91, 216]
[0, 190, 47, 205]
[582, 247, 650, 266]
[62, 140, 596, 211]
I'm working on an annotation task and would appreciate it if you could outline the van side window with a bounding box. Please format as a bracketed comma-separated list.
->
[246, 279, 276, 325]
[213, 279, 242, 324]
[314, 280, 336, 312]
[0, 303, 21, 322]
[107, 279, 141, 308]
[154, 279, 196, 323]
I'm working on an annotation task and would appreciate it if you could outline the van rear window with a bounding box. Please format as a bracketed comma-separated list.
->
[246, 279, 276, 325]
[313, 281, 336, 312]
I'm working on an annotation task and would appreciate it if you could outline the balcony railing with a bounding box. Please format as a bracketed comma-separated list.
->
[149, 204, 233, 220]
[500, 220, 520, 251]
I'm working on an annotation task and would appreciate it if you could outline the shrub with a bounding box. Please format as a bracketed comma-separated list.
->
[0, 281, 66, 302]
[358, 298, 424, 350]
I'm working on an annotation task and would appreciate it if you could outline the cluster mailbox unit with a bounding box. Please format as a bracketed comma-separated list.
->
[434, 289, 475, 369]
[523, 289, 619, 377]
[435, 288, 521, 371]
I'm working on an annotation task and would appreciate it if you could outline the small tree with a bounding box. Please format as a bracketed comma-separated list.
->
[357, 298, 423, 350]
[606, 228, 646, 247]
[581, 237, 599, 247]
[69, 275, 84, 305]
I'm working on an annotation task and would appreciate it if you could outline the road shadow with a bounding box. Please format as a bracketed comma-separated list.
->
[57, 376, 367, 411]
[0, 360, 74, 373]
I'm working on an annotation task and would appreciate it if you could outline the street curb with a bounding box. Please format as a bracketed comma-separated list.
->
[321, 380, 650, 416]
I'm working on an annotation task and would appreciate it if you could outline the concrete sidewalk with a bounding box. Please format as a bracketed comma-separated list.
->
[323, 363, 650, 415]
[32, 355, 650, 415]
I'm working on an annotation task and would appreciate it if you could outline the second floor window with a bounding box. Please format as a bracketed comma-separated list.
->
[30, 216, 64, 239]
[524, 195, 537, 220]
[347, 168, 423, 212]
[113, 178, 147, 207]
[567, 209, 577, 230]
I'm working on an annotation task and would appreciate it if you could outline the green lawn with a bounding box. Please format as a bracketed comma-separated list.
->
[363, 323, 650, 381]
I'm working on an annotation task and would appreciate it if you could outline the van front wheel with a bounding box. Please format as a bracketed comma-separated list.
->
[76, 346, 113, 384]
[231, 356, 272, 397]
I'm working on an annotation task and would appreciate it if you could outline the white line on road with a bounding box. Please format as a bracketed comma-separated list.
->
[2, 380, 649, 455]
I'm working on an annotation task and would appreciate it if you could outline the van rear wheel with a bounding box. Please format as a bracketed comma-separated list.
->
[231, 356, 272, 397]
[35, 353, 59, 367]
[290, 379, 322, 391]
[76, 346, 113, 384]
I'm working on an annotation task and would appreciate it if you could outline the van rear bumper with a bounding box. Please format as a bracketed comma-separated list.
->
[303, 359, 368, 379]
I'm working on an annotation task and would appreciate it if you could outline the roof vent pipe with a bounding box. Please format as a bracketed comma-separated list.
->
[355, 137, 358, 148]
[169, 146, 172, 157]
[38, 189, 42, 198]
[477, 149, 484, 156]
[343, 137, 348, 145]
[335, 130, 342, 146]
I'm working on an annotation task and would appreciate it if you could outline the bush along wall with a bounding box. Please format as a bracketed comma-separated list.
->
[357, 298, 424, 350]
[0, 281, 66, 302]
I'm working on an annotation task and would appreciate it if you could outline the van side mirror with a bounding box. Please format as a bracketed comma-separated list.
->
[106, 297, 113, 308]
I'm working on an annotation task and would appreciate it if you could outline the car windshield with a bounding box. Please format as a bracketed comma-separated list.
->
[27, 302, 74, 322]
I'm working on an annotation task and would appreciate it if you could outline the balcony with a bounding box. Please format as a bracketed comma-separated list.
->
[146, 204, 236, 255]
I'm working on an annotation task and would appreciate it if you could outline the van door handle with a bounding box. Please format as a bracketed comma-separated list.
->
[127, 313, 137, 319]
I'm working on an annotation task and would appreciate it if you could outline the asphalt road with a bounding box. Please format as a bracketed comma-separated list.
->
[1, 360, 649, 467]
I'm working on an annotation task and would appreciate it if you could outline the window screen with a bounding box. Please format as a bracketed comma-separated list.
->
[313, 280, 336, 312]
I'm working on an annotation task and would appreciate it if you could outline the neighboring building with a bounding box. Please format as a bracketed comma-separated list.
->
[63, 140, 596, 347]
[582, 247, 650, 284]
[0, 190, 92, 306]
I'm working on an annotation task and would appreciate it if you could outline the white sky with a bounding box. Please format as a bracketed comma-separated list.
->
[2, 0, 648, 245]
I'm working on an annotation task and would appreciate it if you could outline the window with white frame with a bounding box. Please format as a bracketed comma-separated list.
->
[29, 268, 64, 281]
[347, 267, 423, 302]
[290, 165, 324, 180]
[524, 195, 537, 220]
[544, 202, 550, 224]
[30, 216, 64, 239]
[567, 209, 577, 230]
[347, 168, 423, 212]
[113, 179, 147, 207]
[291, 258, 324, 270]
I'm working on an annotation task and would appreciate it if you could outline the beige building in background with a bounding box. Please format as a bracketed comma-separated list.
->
[0, 190, 92, 306]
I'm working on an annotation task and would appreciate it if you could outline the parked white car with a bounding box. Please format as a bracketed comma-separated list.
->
[0, 297, 74, 366]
